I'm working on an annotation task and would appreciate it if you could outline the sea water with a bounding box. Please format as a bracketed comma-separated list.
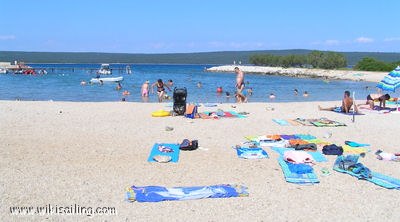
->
[0, 64, 376, 103]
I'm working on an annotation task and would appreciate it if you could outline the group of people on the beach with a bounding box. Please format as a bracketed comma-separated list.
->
[80, 66, 322, 103]
[319, 90, 392, 114]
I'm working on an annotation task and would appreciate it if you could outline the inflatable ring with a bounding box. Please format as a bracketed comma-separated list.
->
[151, 110, 170, 117]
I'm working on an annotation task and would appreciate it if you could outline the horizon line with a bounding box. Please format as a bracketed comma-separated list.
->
[2, 49, 400, 54]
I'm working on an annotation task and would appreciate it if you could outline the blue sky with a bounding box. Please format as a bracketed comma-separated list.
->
[1, 0, 400, 53]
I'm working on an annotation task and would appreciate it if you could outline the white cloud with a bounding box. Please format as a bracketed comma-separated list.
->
[0, 35, 16, 40]
[384, 37, 400, 42]
[355, 37, 374, 43]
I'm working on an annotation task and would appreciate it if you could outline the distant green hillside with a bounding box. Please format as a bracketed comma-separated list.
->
[1, 50, 400, 65]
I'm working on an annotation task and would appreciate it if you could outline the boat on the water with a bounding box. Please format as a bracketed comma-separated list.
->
[0, 67, 7, 74]
[90, 76, 123, 84]
[97, 64, 112, 75]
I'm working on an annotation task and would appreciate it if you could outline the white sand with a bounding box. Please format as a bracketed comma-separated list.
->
[207, 65, 388, 82]
[1, 101, 399, 221]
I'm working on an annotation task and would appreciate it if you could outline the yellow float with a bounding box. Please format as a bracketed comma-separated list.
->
[151, 110, 171, 117]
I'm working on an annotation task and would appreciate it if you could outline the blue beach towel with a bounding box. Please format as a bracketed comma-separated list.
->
[236, 147, 268, 159]
[272, 147, 327, 162]
[273, 119, 290, 126]
[295, 134, 317, 140]
[278, 157, 319, 184]
[148, 143, 180, 163]
[333, 155, 400, 190]
[345, 141, 370, 147]
[126, 184, 249, 202]
[333, 107, 365, 115]
[229, 111, 247, 118]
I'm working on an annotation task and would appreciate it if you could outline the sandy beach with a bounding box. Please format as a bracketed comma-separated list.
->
[207, 65, 388, 82]
[1, 100, 399, 221]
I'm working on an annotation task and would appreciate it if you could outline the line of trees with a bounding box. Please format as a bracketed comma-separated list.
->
[249, 50, 347, 69]
[354, 57, 400, 72]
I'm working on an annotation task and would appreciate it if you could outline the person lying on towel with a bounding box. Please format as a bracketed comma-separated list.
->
[366, 93, 390, 110]
[318, 91, 358, 114]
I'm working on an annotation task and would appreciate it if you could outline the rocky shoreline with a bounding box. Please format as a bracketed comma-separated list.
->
[206, 65, 387, 82]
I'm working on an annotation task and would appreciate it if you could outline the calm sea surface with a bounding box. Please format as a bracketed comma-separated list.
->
[0, 64, 376, 103]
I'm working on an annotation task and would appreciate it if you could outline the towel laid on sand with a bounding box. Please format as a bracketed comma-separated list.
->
[272, 147, 327, 162]
[201, 111, 247, 119]
[310, 118, 346, 127]
[278, 157, 319, 184]
[358, 106, 396, 114]
[126, 184, 249, 202]
[272, 119, 290, 126]
[345, 141, 370, 147]
[342, 145, 370, 154]
[148, 143, 180, 163]
[333, 107, 365, 115]
[236, 147, 268, 159]
[333, 155, 400, 190]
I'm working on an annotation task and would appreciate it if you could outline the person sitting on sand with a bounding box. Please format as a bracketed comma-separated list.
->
[366, 93, 390, 109]
[152, 79, 171, 102]
[141, 80, 150, 97]
[319, 90, 358, 114]
[234, 67, 247, 103]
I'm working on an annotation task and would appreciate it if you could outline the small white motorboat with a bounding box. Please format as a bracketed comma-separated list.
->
[0, 67, 7, 74]
[97, 64, 112, 75]
[90, 76, 123, 84]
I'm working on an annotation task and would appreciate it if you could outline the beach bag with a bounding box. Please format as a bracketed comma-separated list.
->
[185, 105, 198, 119]
[180, 139, 198, 151]
[322, 144, 343, 155]
[294, 143, 317, 151]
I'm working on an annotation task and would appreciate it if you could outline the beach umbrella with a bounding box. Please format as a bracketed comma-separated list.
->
[376, 66, 400, 113]
[376, 66, 400, 92]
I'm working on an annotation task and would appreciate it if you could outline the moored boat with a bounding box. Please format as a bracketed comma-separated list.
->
[97, 64, 112, 75]
[89, 76, 123, 84]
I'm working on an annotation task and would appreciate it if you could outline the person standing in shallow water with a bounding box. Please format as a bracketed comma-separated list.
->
[151, 79, 171, 102]
[234, 67, 246, 103]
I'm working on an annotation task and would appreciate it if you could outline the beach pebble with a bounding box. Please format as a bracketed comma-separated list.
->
[323, 131, 332, 138]
[165, 126, 174, 131]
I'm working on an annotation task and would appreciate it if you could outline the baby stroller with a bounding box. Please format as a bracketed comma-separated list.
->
[173, 87, 187, 115]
